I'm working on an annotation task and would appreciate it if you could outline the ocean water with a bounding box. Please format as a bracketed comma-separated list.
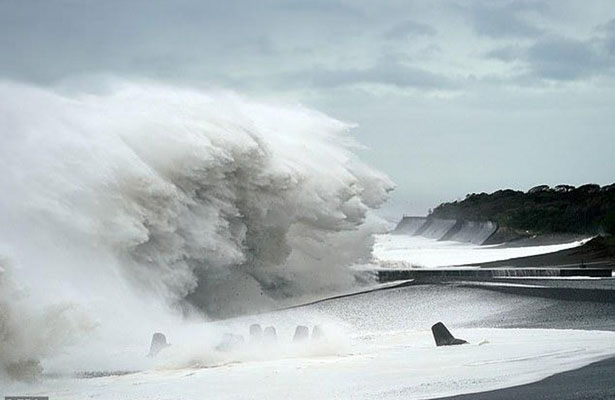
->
[6, 285, 615, 399]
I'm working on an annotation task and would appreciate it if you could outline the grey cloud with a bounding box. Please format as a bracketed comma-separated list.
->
[384, 20, 437, 39]
[597, 18, 615, 33]
[279, 0, 363, 17]
[462, 0, 546, 38]
[0, 0, 362, 85]
[526, 36, 609, 80]
[485, 45, 525, 61]
[486, 22, 615, 81]
[288, 60, 454, 90]
[597, 18, 615, 54]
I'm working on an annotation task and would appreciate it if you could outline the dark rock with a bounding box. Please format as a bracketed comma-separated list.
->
[431, 322, 468, 346]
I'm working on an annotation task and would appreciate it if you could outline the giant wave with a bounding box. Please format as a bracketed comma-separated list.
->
[0, 81, 393, 380]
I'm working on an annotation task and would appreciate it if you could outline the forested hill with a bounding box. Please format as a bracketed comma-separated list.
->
[430, 184, 615, 235]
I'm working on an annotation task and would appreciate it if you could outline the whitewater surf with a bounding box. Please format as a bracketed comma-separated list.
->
[0, 81, 393, 381]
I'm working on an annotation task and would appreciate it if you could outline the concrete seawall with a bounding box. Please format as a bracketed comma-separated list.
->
[392, 216, 427, 235]
[378, 268, 613, 282]
[414, 218, 458, 239]
[393, 216, 498, 245]
[440, 220, 498, 245]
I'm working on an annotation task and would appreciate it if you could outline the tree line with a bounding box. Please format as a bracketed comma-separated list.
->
[431, 184, 615, 235]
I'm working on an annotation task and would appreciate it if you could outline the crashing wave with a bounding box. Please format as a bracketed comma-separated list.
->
[0, 81, 393, 379]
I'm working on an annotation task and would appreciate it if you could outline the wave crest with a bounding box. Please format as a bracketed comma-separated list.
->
[0, 82, 393, 374]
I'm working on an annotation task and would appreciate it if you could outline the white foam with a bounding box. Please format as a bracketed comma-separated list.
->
[373, 235, 588, 268]
[5, 269, 614, 399]
[8, 328, 614, 400]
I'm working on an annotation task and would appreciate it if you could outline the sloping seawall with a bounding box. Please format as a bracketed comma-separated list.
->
[393, 217, 498, 245]
[414, 218, 458, 239]
[392, 216, 427, 235]
[440, 220, 498, 245]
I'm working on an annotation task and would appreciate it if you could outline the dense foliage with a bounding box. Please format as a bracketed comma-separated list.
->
[605, 211, 615, 236]
[431, 184, 615, 235]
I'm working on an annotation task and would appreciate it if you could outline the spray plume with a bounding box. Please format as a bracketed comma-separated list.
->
[0, 81, 393, 379]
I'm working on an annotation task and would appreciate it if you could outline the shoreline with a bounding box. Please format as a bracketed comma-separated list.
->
[437, 236, 615, 399]
[437, 356, 615, 400]
[469, 236, 615, 269]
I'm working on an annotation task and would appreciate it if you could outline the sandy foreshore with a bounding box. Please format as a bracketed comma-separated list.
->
[470, 236, 615, 269]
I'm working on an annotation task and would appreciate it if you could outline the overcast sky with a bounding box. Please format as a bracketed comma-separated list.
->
[1, 0, 614, 217]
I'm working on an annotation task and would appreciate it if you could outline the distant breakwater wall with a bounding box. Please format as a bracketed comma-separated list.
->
[393, 216, 498, 245]
[378, 268, 613, 282]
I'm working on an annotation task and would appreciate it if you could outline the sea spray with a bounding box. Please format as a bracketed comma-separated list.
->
[0, 81, 393, 379]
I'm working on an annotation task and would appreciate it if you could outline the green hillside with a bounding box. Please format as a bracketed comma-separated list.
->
[431, 184, 615, 235]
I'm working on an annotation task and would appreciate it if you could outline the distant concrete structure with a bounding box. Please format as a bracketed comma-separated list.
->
[392, 216, 427, 235]
[249, 323, 263, 341]
[263, 326, 277, 342]
[378, 268, 612, 283]
[216, 333, 244, 352]
[440, 220, 498, 245]
[415, 218, 458, 240]
[148, 332, 170, 357]
[312, 325, 324, 340]
[393, 216, 498, 245]
[293, 325, 309, 342]
[431, 322, 467, 346]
